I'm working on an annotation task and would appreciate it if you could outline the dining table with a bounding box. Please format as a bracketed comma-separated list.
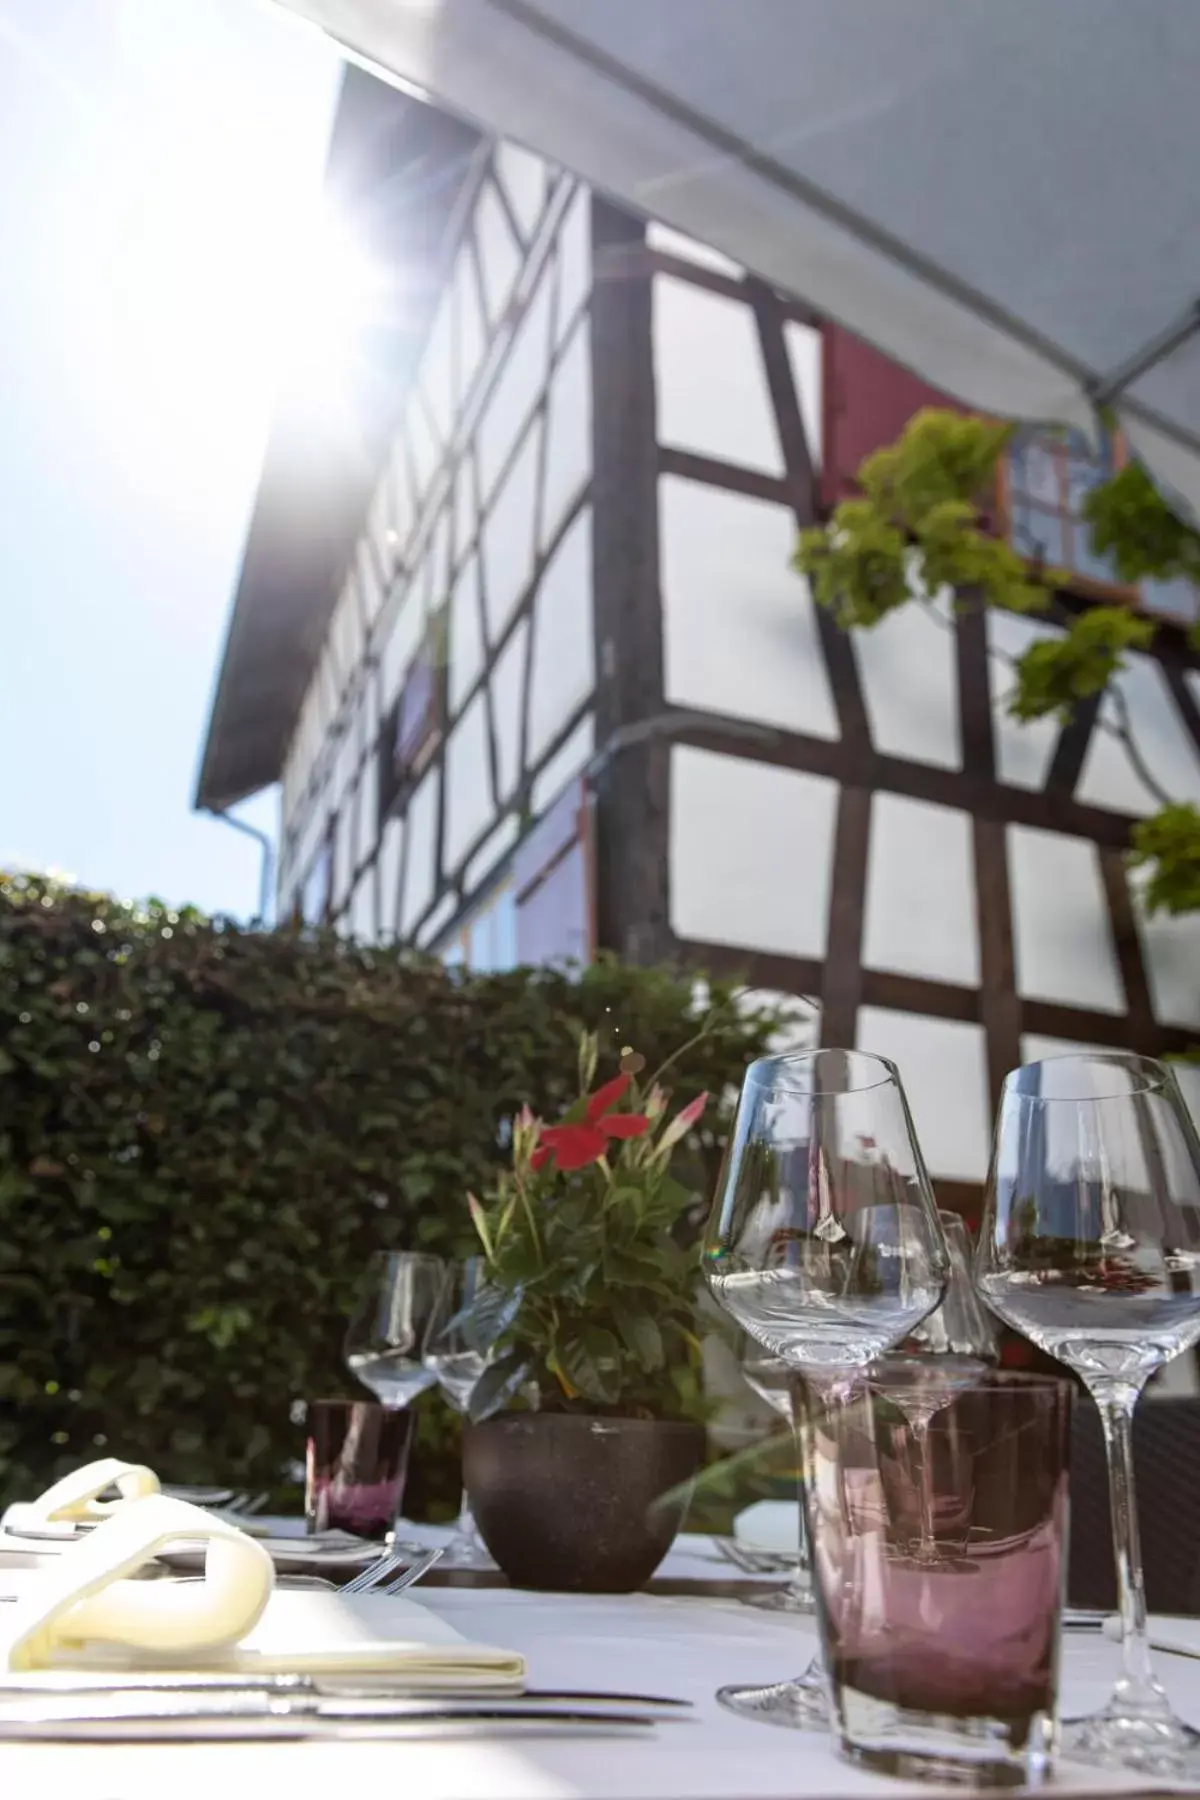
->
[5, 1526, 1200, 1800]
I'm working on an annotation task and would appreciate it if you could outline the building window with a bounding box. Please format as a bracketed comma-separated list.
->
[378, 616, 447, 821]
[439, 880, 518, 972]
[1001, 427, 1199, 625]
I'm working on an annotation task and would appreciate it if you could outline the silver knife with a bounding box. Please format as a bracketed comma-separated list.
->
[0, 1688, 659, 1740]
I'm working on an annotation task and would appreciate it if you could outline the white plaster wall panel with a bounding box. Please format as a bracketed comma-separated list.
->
[542, 319, 591, 552]
[349, 872, 375, 943]
[1078, 653, 1200, 817]
[653, 276, 783, 476]
[555, 187, 591, 341]
[495, 140, 548, 243]
[527, 506, 595, 766]
[856, 1007, 991, 1182]
[448, 556, 484, 715]
[1133, 873, 1200, 1029]
[377, 814, 404, 939]
[863, 793, 980, 986]
[1186, 669, 1200, 720]
[388, 439, 417, 554]
[659, 477, 839, 739]
[356, 541, 383, 626]
[358, 743, 379, 861]
[481, 426, 540, 642]
[783, 321, 823, 472]
[451, 463, 474, 573]
[333, 717, 358, 810]
[1008, 825, 1124, 1013]
[453, 243, 488, 412]
[332, 799, 354, 910]
[444, 691, 494, 870]
[854, 586, 961, 769]
[331, 586, 361, 679]
[419, 294, 456, 446]
[476, 180, 522, 328]
[531, 712, 594, 813]
[367, 483, 392, 583]
[646, 221, 742, 277]
[407, 391, 441, 506]
[464, 812, 521, 895]
[347, 775, 364, 876]
[670, 746, 838, 959]
[399, 768, 438, 936]
[491, 616, 528, 802]
[379, 590, 425, 711]
[477, 272, 553, 503]
[363, 661, 380, 757]
[987, 612, 1061, 790]
[1020, 1032, 1110, 1067]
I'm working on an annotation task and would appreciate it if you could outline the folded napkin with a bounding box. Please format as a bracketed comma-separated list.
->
[1, 1482, 524, 1690]
[3, 1456, 159, 1538]
[3, 1494, 273, 1672]
[734, 1499, 802, 1555]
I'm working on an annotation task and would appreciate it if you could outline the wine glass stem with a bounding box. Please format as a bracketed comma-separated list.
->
[1093, 1384, 1160, 1703]
[789, 1403, 811, 1584]
[454, 1486, 477, 1546]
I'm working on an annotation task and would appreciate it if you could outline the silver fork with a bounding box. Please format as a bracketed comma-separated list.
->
[341, 1545, 442, 1596]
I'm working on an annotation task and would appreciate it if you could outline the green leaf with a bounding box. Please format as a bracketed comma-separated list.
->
[1130, 804, 1200, 916]
[467, 1350, 532, 1422]
[559, 1330, 622, 1405]
[613, 1306, 663, 1371]
[1009, 607, 1155, 723]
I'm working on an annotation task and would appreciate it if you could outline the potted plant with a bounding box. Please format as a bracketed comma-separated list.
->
[462, 1035, 710, 1592]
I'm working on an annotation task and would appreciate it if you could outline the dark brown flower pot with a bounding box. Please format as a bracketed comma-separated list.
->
[463, 1413, 705, 1593]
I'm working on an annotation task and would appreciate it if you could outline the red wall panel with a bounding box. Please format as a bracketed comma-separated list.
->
[821, 325, 965, 513]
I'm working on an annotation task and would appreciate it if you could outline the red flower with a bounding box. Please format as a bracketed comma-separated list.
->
[530, 1071, 650, 1172]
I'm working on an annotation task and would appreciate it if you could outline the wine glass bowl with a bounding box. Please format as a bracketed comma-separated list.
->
[705, 1052, 949, 1374]
[423, 1256, 520, 1569]
[344, 1251, 445, 1407]
[977, 1052, 1200, 1777]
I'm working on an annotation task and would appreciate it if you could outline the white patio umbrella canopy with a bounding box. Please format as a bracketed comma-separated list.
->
[276, 0, 1200, 517]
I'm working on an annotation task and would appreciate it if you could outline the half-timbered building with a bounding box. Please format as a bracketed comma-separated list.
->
[196, 69, 1200, 1216]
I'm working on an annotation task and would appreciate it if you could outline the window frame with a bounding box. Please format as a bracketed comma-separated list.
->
[995, 425, 1196, 625]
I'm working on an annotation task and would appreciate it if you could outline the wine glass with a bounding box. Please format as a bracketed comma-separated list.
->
[704, 1049, 949, 1730]
[977, 1052, 1200, 1778]
[734, 1335, 813, 1614]
[344, 1251, 445, 1406]
[874, 1211, 998, 1561]
[423, 1256, 520, 1570]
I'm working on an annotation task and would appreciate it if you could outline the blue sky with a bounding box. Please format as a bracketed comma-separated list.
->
[0, 0, 341, 916]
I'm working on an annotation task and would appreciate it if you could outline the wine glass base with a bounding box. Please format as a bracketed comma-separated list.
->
[437, 1533, 496, 1571]
[1063, 1702, 1200, 1777]
[716, 1675, 829, 1730]
[741, 1586, 817, 1615]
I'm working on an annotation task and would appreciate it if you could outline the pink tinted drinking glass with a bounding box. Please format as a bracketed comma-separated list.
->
[305, 1399, 415, 1540]
[803, 1370, 1071, 1788]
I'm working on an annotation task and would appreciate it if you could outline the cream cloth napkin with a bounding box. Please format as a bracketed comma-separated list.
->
[3, 1495, 273, 1672]
[1, 1487, 524, 1689]
[3, 1456, 160, 1538]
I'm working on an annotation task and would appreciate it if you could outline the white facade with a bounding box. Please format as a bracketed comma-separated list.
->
[272, 136, 1200, 1191]
[277, 144, 597, 961]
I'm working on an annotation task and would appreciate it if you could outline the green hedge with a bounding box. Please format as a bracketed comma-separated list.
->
[0, 874, 784, 1510]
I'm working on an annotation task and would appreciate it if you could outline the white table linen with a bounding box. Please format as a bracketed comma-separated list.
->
[3, 1535, 1200, 1796]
